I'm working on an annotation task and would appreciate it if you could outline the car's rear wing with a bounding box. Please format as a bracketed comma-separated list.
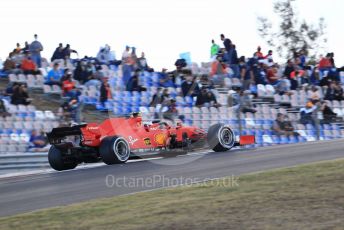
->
[46, 124, 86, 144]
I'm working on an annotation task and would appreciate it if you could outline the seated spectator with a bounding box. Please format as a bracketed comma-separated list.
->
[324, 82, 343, 101]
[73, 61, 88, 83]
[150, 88, 169, 107]
[239, 90, 256, 113]
[126, 70, 146, 92]
[300, 101, 317, 125]
[195, 87, 220, 108]
[272, 113, 298, 136]
[46, 63, 63, 86]
[11, 84, 31, 105]
[0, 99, 11, 117]
[275, 79, 292, 96]
[199, 74, 214, 89]
[62, 72, 77, 97]
[284, 59, 295, 79]
[181, 70, 200, 97]
[3, 52, 20, 74]
[254, 46, 264, 59]
[21, 53, 40, 75]
[100, 79, 112, 106]
[266, 64, 280, 85]
[51, 43, 64, 61]
[309, 86, 321, 103]
[162, 98, 184, 123]
[320, 101, 337, 123]
[210, 55, 227, 80]
[158, 68, 174, 88]
[29, 130, 48, 151]
[318, 53, 332, 70]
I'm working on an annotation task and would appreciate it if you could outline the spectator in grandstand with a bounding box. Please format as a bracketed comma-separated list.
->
[150, 88, 169, 107]
[162, 98, 184, 123]
[210, 55, 228, 85]
[131, 47, 138, 69]
[13, 43, 22, 55]
[275, 79, 292, 96]
[126, 69, 146, 92]
[22, 41, 30, 54]
[264, 50, 273, 61]
[100, 79, 112, 106]
[137, 52, 153, 72]
[21, 52, 40, 75]
[229, 44, 239, 78]
[62, 71, 77, 97]
[63, 44, 78, 58]
[3, 53, 19, 74]
[283, 59, 295, 79]
[239, 90, 256, 113]
[29, 130, 48, 151]
[158, 68, 175, 88]
[309, 86, 321, 103]
[239, 56, 254, 90]
[320, 101, 337, 123]
[324, 82, 343, 101]
[0, 98, 11, 117]
[199, 74, 214, 89]
[299, 50, 307, 68]
[51, 43, 64, 61]
[122, 46, 134, 85]
[220, 34, 232, 53]
[254, 46, 264, 59]
[96, 44, 113, 64]
[73, 61, 88, 83]
[329, 52, 335, 67]
[29, 34, 43, 68]
[195, 87, 220, 108]
[266, 64, 280, 85]
[46, 63, 63, 86]
[318, 53, 332, 70]
[181, 70, 200, 97]
[11, 84, 31, 105]
[210, 39, 220, 59]
[300, 101, 317, 125]
[272, 113, 297, 136]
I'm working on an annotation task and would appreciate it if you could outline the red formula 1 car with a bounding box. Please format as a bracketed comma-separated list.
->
[46, 114, 255, 171]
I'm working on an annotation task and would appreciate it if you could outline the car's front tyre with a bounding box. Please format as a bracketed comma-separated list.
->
[207, 123, 235, 152]
[99, 136, 131, 165]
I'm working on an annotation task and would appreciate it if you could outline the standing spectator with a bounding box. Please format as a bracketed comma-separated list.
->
[22, 41, 30, 53]
[264, 50, 273, 61]
[100, 79, 112, 106]
[230, 44, 239, 78]
[46, 63, 63, 86]
[239, 56, 254, 90]
[210, 39, 220, 59]
[137, 52, 153, 72]
[254, 46, 264, 59]
[210, 55, 227, 84]
[51, 43, 64, 61]
[11, 84, 31, 105]
[63, 44, 78, 59]
[29, 34, 43, 67]
[122, 46, 133, 85]
[220, 34, 232, 53]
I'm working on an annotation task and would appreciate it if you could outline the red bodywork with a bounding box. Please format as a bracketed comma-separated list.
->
[79, 117, 207, 149]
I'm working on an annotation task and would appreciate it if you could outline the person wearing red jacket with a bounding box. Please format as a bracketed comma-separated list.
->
[21, 53, 40, 75]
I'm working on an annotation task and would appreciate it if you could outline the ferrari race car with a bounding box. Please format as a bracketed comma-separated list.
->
[46, 114, 255, 171]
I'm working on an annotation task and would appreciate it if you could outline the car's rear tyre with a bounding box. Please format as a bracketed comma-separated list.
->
[48, 146, 77, 171]
[207, 123, 235, 152]
[99, 136, 130, 165]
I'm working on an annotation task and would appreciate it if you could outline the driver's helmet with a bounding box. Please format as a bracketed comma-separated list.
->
[131, 112, 142, 125]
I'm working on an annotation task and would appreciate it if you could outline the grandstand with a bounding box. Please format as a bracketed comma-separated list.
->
[1, 59, 344, 155]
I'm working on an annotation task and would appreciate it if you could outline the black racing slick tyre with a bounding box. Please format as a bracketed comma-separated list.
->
[48, 146, 77, 171]
[207, 123, 235, 152]
[99, 136, 131, 165]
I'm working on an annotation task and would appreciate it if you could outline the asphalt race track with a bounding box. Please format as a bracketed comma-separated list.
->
[0, 139, 344, 217]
